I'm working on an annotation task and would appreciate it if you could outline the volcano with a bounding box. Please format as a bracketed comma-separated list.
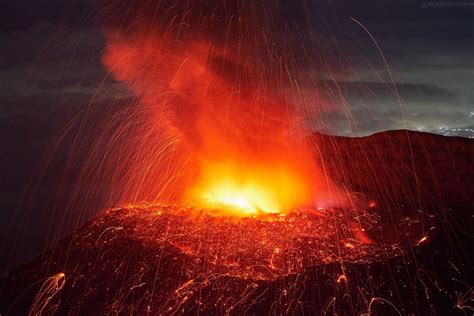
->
[1, 130, 473, 315]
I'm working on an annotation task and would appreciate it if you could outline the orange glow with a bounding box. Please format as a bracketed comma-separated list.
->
[336, 274, 347, 283]
[416, 236, 428, 245]
[344, 242, 355, 249]
[96, 0, 347, 215]
[188, 160, 316, 216]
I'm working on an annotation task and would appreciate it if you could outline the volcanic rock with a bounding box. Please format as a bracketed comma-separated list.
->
[1, 130, 472, 315]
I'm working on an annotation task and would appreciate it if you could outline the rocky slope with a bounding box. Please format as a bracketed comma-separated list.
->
[1, 130, 472, 315]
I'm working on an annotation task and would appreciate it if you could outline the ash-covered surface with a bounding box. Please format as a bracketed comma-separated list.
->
[0, 204, 471, 315]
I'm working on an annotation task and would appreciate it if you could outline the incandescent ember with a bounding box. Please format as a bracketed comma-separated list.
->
[1, 202, 438, 314]
[92, 203, 430, 280]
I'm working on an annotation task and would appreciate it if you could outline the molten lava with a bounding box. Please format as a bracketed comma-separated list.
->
[188, 160, 319, 216]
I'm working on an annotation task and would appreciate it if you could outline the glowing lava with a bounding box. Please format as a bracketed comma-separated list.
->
[95, 0, 347, 213]
[100, 203, 434, 280]
[187, 160, 317, 216]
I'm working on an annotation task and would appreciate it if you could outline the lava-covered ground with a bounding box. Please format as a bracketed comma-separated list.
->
[0, 204, 469, 315]
[1, 130, 473, 315]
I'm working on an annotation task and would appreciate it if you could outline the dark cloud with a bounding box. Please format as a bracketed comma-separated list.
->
[0, 0, 472, 138]
[0, 0, 97, 31]
[310, 80, 473, 137]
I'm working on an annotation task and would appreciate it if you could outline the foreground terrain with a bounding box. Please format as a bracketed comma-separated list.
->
[1, 131, 472, 315]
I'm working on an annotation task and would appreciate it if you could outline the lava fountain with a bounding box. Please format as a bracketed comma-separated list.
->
[98, 0, 345, 216]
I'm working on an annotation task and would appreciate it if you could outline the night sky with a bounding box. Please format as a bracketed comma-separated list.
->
[1, 0, 472, 139]
[0, 0, 473, 271]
